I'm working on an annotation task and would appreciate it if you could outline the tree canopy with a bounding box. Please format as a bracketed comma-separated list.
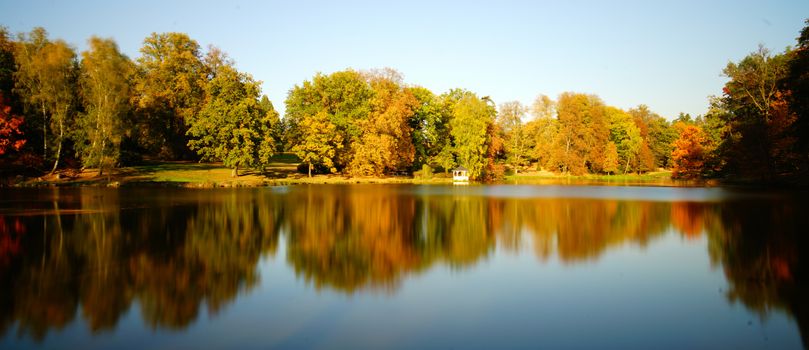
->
[0, 21, 808, 185]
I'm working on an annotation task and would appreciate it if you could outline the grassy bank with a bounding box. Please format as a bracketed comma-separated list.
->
[10, 159, 453, 188]
[7, 157, 697, 188]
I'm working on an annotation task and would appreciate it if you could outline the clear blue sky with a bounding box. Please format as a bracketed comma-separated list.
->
[2, 0, 807, 119]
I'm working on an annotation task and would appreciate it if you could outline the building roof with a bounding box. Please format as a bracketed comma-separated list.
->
[453, 166, 468, 172]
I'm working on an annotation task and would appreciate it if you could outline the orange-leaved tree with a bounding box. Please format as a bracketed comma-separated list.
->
[670, 122, 710, 179]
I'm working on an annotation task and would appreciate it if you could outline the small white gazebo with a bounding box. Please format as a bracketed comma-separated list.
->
[452, 166, 469, 182]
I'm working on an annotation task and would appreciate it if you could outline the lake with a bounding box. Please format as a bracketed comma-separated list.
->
[0, 185, 807, 349]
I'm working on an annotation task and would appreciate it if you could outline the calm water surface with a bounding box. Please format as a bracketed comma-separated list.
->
[0, 185, 807, 349]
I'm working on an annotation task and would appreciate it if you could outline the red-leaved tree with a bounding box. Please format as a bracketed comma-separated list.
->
[0, 92, 25, 155]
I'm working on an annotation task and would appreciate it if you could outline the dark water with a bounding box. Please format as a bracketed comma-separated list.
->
[0, 185, 807, 349]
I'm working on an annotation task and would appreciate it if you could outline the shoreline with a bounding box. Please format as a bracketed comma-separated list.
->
[0, 163, 724, 188]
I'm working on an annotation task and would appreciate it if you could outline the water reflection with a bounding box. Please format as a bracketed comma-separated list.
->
[0, 186, 806, 346]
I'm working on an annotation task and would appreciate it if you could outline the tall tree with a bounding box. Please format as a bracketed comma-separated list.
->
[606, 106, 642, 173]
[186, 64, 274, 177]
[13, 27, 77, 173]
[531, 94, 556, 120]
[75, 37, 134, 175]
[0, 27, 23, 157]
[450, 92, 494, 180]
[524, 94, 559, 170]
[628, 105, 675, 168]
[133, 32, 206, 159]
[721, 45, 795, 181]
[409, 86, 450, 169]
[0, 26, 14, 98]
[783, 19, 809, 180]
[670, 123, 711, 179]
[349, 70, 417, 176]
[550, 92, 608, 175]
[497, 101, 528, 171]
[285, 69, 372, 171]
[258, 95, 284, 154]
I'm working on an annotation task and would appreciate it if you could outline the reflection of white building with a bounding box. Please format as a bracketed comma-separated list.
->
[452, 166, 469, 182]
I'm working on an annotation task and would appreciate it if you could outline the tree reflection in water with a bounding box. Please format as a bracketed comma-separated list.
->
[0, 186, 806, 345]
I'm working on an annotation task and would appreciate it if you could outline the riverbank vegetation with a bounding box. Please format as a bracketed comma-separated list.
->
[1, 21, 808, 186]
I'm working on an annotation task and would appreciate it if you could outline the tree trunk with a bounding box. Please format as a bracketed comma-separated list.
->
[41, 103, 48, 161]
[308, 162, 312, 178]
[49, 117, 64, 175]
[624, 156, 631, 175]
[232, 165, 238, 178]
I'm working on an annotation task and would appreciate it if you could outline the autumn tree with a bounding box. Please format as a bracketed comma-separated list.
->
[0, 29, 22, 157]
[670, 123, 711, 179]
[550, 92, 608, 175]
[291, 111, 343, 177]
[523, 94, 558, 170]
[13, 27, 78, 173]
[133, 32, 206, 159]
[74, 37, 134, 175]
[0, 93, 24, 155]
[628, 105, 675, 169]
[606, 106, 642, 173]
[349, 70, 417, 176]
[720, 45, 795, 181]
[450, 92, 495, 180]
[186, 64, 275, 177]
[782, 19, 809, 181]
[285, 70, 372, 171]
[602, 141, 619, 174]
[497, 101, 528, 171]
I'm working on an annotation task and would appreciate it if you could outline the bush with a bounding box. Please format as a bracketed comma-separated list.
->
[413, 164, 433, 179]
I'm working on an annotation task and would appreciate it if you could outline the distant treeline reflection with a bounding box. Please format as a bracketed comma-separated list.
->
[0, 187, 806, 343]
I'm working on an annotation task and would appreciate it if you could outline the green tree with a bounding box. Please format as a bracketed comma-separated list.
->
[284, 70, 372, 170]
[13, 27, 77, 173]
[187, 64, 274, 177]
[409, 86, 450, 169]
[74, 37, 134, 175]
[606, 106, 642, 173]
[133, 32, 206, 159]
[450, 92, 494, 180]
[259, 95, 284, 153]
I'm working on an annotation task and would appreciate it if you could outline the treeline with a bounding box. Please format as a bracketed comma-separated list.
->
[283, 70, 679, 179]
[1, 21, 808, 183]
[0, 27, 280, 177]
[669, 21, 809, 184]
